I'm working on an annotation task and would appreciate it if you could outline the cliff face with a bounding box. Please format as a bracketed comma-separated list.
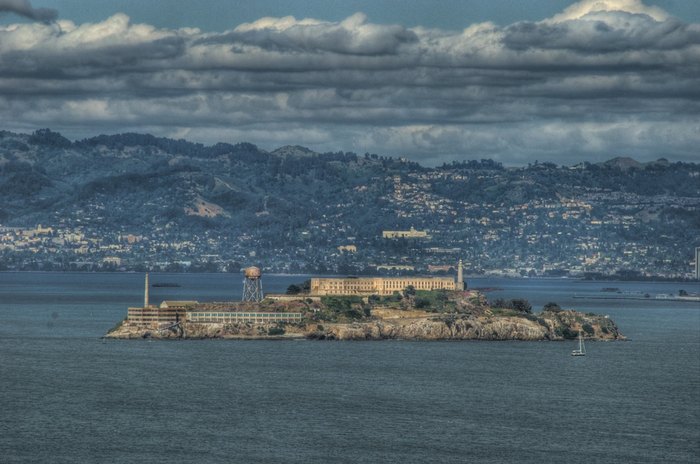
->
[106, 320, 307, 340]
[320, 310, 622, 341]
[327, 318, 547, 341]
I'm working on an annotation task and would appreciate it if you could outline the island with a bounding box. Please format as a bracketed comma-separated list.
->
[105, 272, 624, 341]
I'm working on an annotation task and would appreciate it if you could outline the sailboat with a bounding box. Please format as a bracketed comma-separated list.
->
[571, 331, 586, 356]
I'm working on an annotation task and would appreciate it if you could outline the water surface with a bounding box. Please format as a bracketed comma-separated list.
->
[1, 273, 698, 463]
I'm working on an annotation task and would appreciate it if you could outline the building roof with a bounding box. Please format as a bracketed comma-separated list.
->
[159, 300, 199, 308]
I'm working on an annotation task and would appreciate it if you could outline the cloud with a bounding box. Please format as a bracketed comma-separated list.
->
[0, 14, 187, 78]
[504, 10, 700, 53]
[205, 12, 418, 55]
[0, 0, 56, 23]
[548, 0, 669, 22]
[0, 0, 698, 165]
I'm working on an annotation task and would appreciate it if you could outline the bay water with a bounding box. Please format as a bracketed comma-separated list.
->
[1, 273, 698, 463]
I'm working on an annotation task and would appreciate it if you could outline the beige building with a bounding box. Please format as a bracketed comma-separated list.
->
[310, 276, 456, 296]
[187, 312, 303, 324]
[127, 300, 197, 325]
[127, 303, 302, 327]
[312, 260, 465, 296]
[376, 265, 415, 271]
[103, 256, 122, 266]
[382, 227, 430, 239]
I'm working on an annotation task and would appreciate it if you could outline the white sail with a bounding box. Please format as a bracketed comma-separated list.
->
[572, 331, 586, 356]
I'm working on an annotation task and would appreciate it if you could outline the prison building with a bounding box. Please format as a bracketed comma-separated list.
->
[310, 276, 457, 296]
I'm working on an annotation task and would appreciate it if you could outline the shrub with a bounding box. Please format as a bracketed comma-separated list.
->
[286, 284, 301, 295]
[510, 298, 532, 314]
[435, 290, 449, 303]
[414, 297, 431, 309]
[543, 302, 562, 313]
[321, 296, 363, 312]
[491, 298, 532, 313]
[344, 309, 364, 320]
[268, 326, 285, 336]
[582, 323, 595, 335]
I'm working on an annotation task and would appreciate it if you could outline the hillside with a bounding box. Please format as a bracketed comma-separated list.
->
[1, 129, 698, 277]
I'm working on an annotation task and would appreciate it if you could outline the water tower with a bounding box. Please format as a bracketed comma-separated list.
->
[242, 266, 264, 302]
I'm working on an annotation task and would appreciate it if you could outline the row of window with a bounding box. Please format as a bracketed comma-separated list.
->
[188, 313, 302, 320]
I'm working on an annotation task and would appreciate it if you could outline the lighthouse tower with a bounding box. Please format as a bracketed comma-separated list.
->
[144, 273, 150, 307]
[456, 259, 465, 291]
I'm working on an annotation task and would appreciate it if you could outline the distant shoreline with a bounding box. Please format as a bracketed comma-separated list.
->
[574, 295, 700, 302]
[0, 270, 696, 283]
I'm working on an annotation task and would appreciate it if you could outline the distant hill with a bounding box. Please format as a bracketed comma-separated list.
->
[599, 157, 643, 170]
[1, 129, 698, 275]
[271, 145, 319, 158]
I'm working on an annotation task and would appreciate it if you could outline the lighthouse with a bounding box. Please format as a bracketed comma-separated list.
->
[456, 259, 464, 291]
[144, 273, 150, 308]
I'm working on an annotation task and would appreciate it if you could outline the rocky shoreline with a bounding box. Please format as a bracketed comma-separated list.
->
[106, 306, 624, 342]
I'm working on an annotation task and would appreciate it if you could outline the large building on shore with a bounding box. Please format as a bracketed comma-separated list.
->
[127, 273, 303, 327]
[127, 299, 303, 327]
[310, 260, 465, 296]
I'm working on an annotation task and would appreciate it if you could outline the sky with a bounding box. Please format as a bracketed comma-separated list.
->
[1, 0, 699, 166]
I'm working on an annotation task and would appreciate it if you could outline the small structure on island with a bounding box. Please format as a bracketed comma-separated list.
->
[242, 266, 264, 302]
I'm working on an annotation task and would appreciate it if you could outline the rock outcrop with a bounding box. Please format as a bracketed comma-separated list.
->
[317, 310, 622, 341]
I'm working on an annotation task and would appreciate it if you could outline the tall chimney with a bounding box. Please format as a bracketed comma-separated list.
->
[457, 259, 464, 291]
[144, 273, 149, 308]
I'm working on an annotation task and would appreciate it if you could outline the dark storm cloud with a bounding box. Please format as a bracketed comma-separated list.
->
[0, 0, 56, 23]
[0, 1, 698, 165]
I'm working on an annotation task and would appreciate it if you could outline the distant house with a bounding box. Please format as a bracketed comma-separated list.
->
[382, 227, 430, 239]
